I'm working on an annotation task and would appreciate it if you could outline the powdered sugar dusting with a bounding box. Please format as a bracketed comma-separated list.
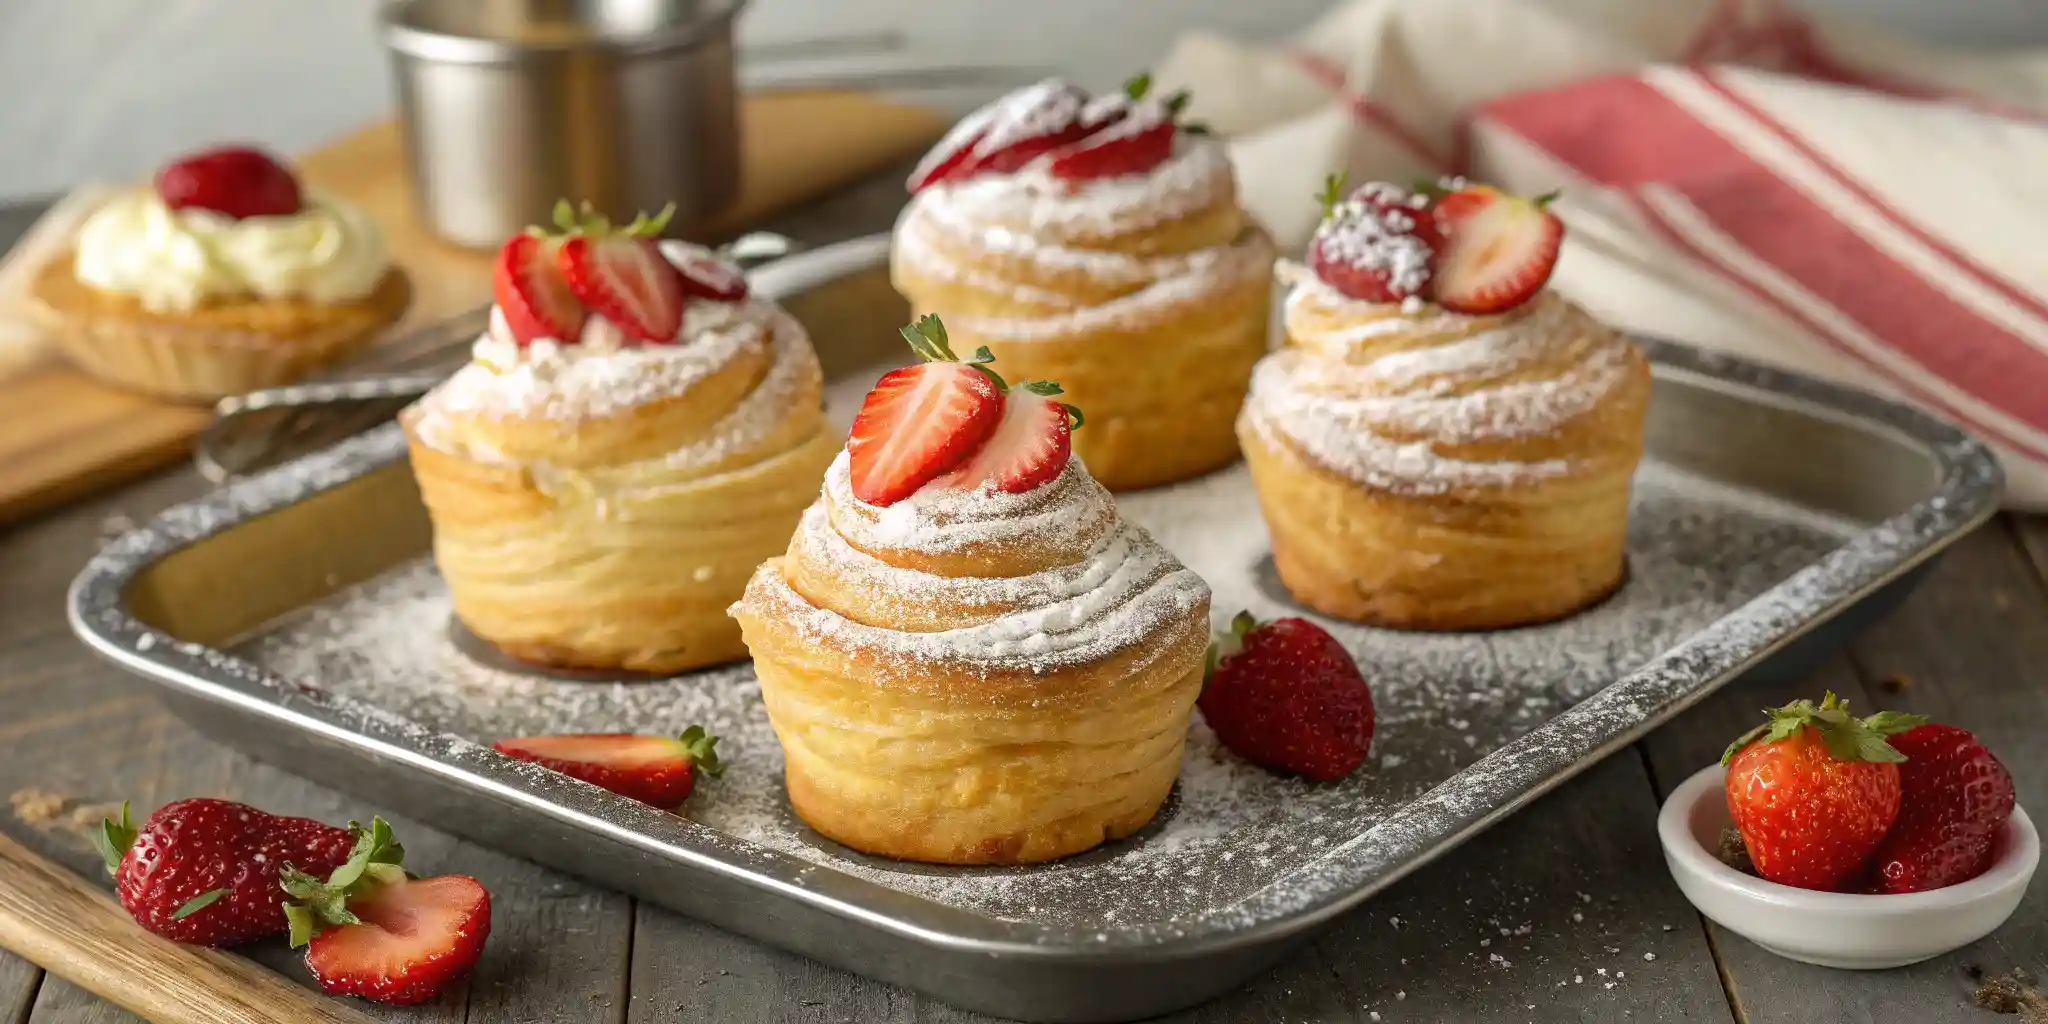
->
[736, 448, 1207, 674]
[896, 126, 1272, 344]
[1245, 275, 1639, 492]
[1310, 182, 1436, 298]
[418, 299, 770, 423]
[828, 451, 1115, 555]
[234, 452, 1852, 932]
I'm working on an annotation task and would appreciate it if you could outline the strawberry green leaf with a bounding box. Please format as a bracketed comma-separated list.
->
[1316, 173, 1349, 220]
[1532, 189, 1562, 207]
[172, 888, 228, 921]
[1016, 380, 1066, 397]
[550, 198, 580, 235]
[1165, 89, 1193, 117]
[92, 801, 135, 876]
[899, 314, 960, 363]
[1181, 122, 1214, 136]
[1723, 693, 1926, 765]
[1862, 710, 1931, 737]
[963, 346, 1009, 391]
[284, 903, 318, 949]
[1123, 72, 1153, 100]
[1205, 610, 1264, 681]
[620, 203, 678, 239]
[1061, 403, 1086, 430]
[1411, 178, 1457, 200]
[678, 725, 725, 779]
[279, 816, 405, 945]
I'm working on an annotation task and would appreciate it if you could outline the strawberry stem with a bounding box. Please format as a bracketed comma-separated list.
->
[678, 725, 725, 779]
[1316, 173, 1348, 221]
[1203, 610, 1265, 681]
[92, 801, 135, 876]
[899, 315, 1013, 391]
[1720, 691, 1929, 765]
[280, 817, 409, 948]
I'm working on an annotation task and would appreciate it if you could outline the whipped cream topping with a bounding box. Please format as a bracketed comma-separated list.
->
[740, 454, 1210, 674]
[1244, 261, 1638, 493]
[427, 293, 770, 423]
[73, 188, 389, 312]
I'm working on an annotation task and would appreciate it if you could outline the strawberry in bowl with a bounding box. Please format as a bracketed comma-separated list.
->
[1658, 693, 2037, 969]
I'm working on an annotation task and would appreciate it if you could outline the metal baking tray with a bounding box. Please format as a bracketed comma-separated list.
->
[70, 235, 2001, 1023]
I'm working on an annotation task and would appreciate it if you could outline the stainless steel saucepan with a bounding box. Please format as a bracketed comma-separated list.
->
[380, 0, 748, 248]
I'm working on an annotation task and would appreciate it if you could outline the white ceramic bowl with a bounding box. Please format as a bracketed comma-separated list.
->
[1659, 763, 2039, 969]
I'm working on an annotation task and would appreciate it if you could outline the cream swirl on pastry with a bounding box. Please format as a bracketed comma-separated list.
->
[733, 454, 1211, 865]
[891, 75, 1277, 491]
[1243, 261, 1645, 495]
[73, 188, 389, 312]
[732, 314, 1212, 864]
[1237, 180, 1651, 630]
[748, 452, 1205, 667]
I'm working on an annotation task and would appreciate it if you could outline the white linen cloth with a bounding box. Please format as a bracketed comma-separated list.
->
[1154, 0, 2048, 507]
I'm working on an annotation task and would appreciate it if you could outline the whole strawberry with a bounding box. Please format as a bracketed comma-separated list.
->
[1869, 724, 2016, 893]
[1198, 612, 1375, 781]
[1722, 693, 1926, 891]
[283, 818, 492, 1006]
[93, 798, 355, 947]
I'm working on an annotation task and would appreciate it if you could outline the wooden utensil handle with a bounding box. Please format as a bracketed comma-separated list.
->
[0, 829, 376, 1024]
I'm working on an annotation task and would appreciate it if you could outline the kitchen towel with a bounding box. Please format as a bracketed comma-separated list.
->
[1154, 0, 2048, 508]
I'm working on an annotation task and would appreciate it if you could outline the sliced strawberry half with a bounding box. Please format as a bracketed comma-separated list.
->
[493, 232, 586, 345]
[907, 79, 1090, 193]
[550, 202, 688, 343]
[940, 383, 1080, 494]
[845, 314, 1011, 505]
[1045, 97, 1175, 182]
[493, 728, 723, 809]
[302, 875, 492, 1006]
[1429, 185, 1563, 315]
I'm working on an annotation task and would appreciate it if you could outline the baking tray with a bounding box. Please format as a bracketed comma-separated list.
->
[69, 235, 2002, 1023]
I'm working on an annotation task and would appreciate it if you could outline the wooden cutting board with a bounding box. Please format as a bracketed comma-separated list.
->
[0, 91, 944, 528]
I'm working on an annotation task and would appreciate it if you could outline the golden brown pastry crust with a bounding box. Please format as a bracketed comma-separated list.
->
[891, 141, 1276, 491]
[24, 250, 410, 402]
[403, 308, 837, 674]
[731, 458, 1211, 864]
[1239, 278, 1650, 630]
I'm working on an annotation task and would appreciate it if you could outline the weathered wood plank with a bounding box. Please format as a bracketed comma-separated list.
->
[1642, 521, 2048, 1023]
[1214, 751, 1729, 1024]
[2009, 514, 2048, 592]
[23, 979, 142, 1024]
[0, 951, 40, 1024]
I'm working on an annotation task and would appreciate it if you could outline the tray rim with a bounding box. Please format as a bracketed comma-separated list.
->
[66, 234, 2004, 964]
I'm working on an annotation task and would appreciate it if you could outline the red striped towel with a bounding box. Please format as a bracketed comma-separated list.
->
[1155, 0, 2048, 507]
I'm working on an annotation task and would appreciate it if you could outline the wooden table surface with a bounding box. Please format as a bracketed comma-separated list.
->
[1, 186, 2045, 1024]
